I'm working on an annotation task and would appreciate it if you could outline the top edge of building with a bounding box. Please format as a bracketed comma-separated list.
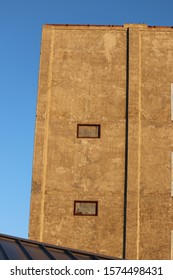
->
[43, 23, 173, 29]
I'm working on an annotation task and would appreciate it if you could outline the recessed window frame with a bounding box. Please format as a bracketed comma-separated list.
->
[77, 124, 101, 138]
[74, 201, 98, 216]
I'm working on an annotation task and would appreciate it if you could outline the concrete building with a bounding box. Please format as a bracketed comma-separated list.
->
[29, 24, 173, 259]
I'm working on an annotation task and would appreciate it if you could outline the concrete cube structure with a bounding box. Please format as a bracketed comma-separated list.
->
[29, 24, 173, 259]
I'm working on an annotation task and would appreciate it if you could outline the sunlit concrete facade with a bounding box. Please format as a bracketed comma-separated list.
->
[29, 24, 173, 259]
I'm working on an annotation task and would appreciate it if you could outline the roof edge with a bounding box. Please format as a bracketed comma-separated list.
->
[0, 232, 122, 260]
[43, 23, 173, 29]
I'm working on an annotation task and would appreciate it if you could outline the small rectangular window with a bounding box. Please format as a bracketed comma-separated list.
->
[77, 124, 100, 138]
[74, 201, 98, 216]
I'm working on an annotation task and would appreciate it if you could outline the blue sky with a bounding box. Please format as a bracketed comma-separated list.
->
[0, 0, 173, 239]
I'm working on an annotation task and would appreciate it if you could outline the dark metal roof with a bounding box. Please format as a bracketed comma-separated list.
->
[0, 233, 121, 260]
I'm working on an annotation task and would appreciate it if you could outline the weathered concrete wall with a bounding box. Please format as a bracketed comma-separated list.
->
[126, 25, 173, 259]
[138, 28, 173, 259]
[29, 24, 173, 259]
[29, 25, 126, 258]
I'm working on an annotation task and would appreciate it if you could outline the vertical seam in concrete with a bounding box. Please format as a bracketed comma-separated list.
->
[122, 27, 129, 259]
[171, 231, 173, 259]
[40, 29, 55, 241]
[171, 83, 173, 120]
[171, 152, 173, 196]
[137, 31, 142, 259]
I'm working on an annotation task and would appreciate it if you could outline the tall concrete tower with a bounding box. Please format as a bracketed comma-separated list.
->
[29, 24, 173, 259]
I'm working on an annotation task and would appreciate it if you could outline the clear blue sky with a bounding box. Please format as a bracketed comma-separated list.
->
[0, 0, 173, 239]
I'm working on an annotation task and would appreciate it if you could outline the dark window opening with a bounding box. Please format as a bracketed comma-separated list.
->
[74, 201, 98, 216]
[77, 124, 100, 138]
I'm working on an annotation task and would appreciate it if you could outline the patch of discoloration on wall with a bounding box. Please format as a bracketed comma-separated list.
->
[103, 32, 117, 63]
